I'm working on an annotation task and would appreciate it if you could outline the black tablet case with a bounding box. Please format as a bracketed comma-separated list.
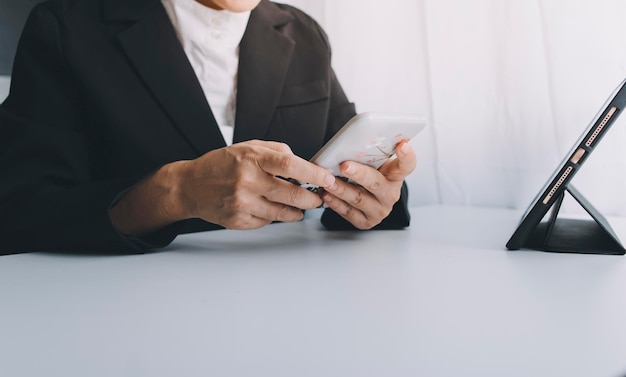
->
[523, 186, 625, 255]
[507, 78, 626, 255]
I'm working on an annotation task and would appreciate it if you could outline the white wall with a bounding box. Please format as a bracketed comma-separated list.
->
[281, 0, 626, 217]
[4, 1, 626, 217]
[281, 0, 440, 206]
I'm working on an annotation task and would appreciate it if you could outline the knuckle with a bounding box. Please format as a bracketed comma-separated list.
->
[228, 191, 250, 212]
[367, 179, 382, 192]
[276, 205, 298, 221]
[333, 181, 346, 195]
[350, 190, 364, 205]
[277, 142, 292, 154]
[354, 218, 370, 230]
[278, 154, 296, 173]
[232, 167, 258, 188]
[221, 212, 246, 229]
[376, 207, 392, 222]
[341, 204, 355, 218]
[276, 205, 291, 220]
[225, 214, 269, 230]
[227, 218, 247, 230]
[227, 217, 264, 230]
[231, 169, 246, 184]
[287, 186, 303, 204]
[363, 218, 380, 229]
[361, 213, 383, 230]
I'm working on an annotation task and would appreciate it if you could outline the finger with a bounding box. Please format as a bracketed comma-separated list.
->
[224, 214, 273, 230]
[379, 141, 417, 181]
[322, 192, 382, 230]
[223, 198, 304, 229]
[258, 152, 336, 190]
[338, 161, 387, 196]
[249, 198, 305, 223]
[264, 177, 324, 210]
[323, 174, 382, 210]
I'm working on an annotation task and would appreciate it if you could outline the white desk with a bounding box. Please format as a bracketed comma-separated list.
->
[1, 206, 626, 377]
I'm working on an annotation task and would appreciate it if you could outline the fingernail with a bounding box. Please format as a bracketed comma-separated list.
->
[399, 142, 410, 155]
[323, 194, 333, 203]
[324, 174, 335, 187]
[345, 163, 356, 175]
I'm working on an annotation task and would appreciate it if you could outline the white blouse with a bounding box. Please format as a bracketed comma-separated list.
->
[161, 0, 251, 145]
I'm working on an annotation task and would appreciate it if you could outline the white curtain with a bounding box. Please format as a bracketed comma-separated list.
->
[283, 0, 626, 216]
[3, 1, 626, 216]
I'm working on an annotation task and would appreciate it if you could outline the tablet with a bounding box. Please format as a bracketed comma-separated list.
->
[506, 77, 626, 250]
[310, 112, 426, 177]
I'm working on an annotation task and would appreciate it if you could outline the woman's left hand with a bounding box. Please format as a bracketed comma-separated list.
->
[321, 140, 417, 229]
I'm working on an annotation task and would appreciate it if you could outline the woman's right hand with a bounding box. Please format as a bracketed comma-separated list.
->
[109, 140, 336, 235]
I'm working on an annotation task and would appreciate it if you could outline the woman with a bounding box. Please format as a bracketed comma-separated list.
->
[0, 0, 415, 253]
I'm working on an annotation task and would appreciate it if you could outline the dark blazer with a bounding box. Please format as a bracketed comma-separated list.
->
[0, 0, 410, 254]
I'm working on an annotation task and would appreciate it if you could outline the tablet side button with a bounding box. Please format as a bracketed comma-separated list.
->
[570, 148, 586, 164]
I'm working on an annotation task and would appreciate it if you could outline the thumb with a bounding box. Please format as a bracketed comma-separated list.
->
[379, 140, 417, 182]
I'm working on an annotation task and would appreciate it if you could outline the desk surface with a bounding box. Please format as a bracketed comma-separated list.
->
[1, 206, 626, 377]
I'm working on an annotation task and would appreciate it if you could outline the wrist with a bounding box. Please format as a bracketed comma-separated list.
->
[158, 160, 192, 222]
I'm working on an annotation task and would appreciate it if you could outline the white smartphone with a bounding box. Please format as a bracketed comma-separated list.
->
[311, 112, 426, 177]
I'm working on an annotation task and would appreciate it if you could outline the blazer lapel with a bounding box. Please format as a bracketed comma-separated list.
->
[103, 0, 226, 155]
[234, 1, 295, 142]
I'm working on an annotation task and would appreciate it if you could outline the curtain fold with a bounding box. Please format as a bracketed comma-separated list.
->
[284, 0, 626, 216]
[3, 1, 624, 215]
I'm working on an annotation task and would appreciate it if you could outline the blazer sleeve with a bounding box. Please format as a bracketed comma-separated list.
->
[0, 5, 162, 254]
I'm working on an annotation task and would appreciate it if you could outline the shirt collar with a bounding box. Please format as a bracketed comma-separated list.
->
[162, 0, 251, 47]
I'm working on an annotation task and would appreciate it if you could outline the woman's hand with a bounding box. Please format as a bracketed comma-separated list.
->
[321, 141, 416, 229]
[109, 140, 336, 234]
[173, 140, 336, 229]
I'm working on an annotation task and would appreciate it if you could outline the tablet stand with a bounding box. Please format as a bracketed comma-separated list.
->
[524, 185, 626, 255]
